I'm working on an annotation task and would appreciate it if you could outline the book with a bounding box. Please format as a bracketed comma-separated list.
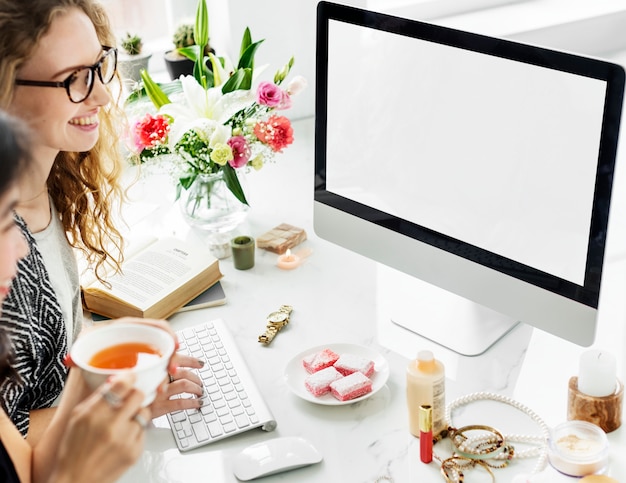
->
[82, 237, 223, 320]
[89, 281, 226, 322]
[177, 279, 226, 312]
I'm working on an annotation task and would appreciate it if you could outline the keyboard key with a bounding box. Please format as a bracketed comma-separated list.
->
[171, 411, 186, 423]
[235, 414, 250, 428]
[208, 421, 223, 438]
[192, 422, 210, 442]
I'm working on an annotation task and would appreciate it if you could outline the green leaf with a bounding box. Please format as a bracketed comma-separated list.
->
[221, 68, 252, 94]
[179, 173, 198, 190]
[194, 0, 209, 48]
[222, 164, 249, 205]
[140, 70, 171, 108]
[125, 79, 182, 105]
[200, 56, 215, 88]
[239, 27, 252, 60]
[238, 40, 264, 71]
[178, 45, 199, 62]
[193, 62, 206, 89]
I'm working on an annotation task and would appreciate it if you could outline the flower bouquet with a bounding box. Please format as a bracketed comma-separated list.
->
[125, 0, 306, 230]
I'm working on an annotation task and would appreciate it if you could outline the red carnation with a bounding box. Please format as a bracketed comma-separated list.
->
[133, 114, 170, 151]
[253, 115, 294, 152]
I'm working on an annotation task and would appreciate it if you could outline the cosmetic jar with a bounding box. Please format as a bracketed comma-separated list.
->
[548, 420, 609, 477]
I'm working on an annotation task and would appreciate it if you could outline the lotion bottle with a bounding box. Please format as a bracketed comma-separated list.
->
[407, 350, 445, 437]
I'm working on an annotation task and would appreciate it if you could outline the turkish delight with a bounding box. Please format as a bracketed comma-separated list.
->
[304, 366, 344, 397]
[333, 353, 375, 378]
[330, 371, 373, 401]
[302, 348, 340, 374]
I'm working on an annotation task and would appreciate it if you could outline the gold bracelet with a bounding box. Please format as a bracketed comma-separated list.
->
[449, 425, 506, 460]
[441, 457, 495, 483]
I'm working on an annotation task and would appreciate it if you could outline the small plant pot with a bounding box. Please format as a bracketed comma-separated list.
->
[164, 50, 195, 80]
[164, 48, 216, 81]
[118, 52, 152, 84]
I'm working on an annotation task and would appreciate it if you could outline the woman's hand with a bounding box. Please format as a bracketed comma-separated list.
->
[149, 353, 204, 418]
[47, 373, 150, 483]
[113, 318, 206, 417]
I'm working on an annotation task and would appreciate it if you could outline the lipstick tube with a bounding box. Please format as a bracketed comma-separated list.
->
[419, 404, 433, 463]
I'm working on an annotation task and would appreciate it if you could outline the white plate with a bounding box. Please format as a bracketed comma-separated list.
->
[284, 343, 390, 406]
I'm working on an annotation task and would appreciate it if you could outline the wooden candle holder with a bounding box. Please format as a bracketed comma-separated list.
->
[568, 376, 623, 433]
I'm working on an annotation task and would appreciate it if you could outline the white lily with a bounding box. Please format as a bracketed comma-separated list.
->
[159, 75, 256, 148]
[208, 53, 235, 87]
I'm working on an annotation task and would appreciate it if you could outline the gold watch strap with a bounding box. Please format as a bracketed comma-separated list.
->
[258, 305, 293, 344]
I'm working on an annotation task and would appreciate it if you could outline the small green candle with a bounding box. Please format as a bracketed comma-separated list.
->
[230, 235, 255, 270]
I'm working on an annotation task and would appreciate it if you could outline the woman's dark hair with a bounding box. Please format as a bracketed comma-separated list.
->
[0, 109, 32, 196]
[0, 109, 32, 382]
[0, 330, 19, 382]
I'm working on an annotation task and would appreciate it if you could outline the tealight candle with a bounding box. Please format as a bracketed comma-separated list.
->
[277, 249, 300, 270]
[578, 350, 616, 397]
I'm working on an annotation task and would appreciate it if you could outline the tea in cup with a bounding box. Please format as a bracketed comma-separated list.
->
[70, 323, 175, 406]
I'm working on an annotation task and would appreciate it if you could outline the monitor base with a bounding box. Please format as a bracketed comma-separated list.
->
[379, 265, 519, 357]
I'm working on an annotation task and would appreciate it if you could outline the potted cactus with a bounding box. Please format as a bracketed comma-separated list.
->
[164, 22, 214, 80]
[118, 32, 152, 85]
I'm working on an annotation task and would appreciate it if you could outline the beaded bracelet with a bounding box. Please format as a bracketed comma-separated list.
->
[441, 456, 495, 483]
[449, 425, 507, 460]
[430, 391, 550, 482]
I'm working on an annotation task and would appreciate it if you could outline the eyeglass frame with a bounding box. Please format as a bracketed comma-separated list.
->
[14, 46, 118, 103]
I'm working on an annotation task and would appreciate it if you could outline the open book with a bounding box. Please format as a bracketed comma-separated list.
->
[82, 237, 223, 320]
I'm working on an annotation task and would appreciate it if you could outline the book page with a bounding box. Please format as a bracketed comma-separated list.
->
[87, 237, 216, 310]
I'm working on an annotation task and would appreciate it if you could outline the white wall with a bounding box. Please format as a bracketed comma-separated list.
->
[217, 0, 324, 120]
[104, 0, 626, 121]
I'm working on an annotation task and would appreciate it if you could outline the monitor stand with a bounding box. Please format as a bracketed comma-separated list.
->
[377, 265, 520, 357]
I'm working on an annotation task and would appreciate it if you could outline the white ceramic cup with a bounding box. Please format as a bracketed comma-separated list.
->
[70, 323, 175, 406]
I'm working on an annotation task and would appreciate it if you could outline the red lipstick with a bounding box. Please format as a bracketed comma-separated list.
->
[419, 404, 433, 463]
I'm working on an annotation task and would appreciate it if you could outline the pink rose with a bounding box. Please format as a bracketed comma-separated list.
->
[227, 135, 251, 168]
[256, 81, 284, 107]
[277, 91, 292, 110]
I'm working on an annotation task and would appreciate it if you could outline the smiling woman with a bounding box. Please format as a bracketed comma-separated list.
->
[0, 0, 128, 439]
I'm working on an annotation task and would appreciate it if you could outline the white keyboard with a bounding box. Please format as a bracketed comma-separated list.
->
[167, 319, 276, 451]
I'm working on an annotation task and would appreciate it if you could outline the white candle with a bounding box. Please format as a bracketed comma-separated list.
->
[578, 349, 617, 397]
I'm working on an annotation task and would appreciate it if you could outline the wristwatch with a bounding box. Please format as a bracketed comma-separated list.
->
[258, 305, 293, 344]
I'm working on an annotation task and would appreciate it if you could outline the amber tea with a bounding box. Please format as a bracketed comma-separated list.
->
[88, 342, 162, 369]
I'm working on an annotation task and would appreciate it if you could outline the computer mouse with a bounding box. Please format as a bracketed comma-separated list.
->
[232, 436, 323, 481]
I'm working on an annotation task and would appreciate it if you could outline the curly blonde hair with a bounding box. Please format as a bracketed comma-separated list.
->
[0, 0, 125, 280]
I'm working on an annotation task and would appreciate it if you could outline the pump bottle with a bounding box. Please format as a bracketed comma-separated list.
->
[406, 350, 445, 437]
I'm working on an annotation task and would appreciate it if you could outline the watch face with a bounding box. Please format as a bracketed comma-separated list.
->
[268, 311, 289, 323]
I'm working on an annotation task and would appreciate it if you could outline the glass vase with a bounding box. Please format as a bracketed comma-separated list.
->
[179, 171, 249, 233]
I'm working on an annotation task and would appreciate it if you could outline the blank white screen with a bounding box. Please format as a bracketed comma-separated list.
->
[325, 21, 607, 285]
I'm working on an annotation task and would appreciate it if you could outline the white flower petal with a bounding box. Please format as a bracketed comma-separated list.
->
[213, 90, 256, 123]
[209, 124, 232, 148]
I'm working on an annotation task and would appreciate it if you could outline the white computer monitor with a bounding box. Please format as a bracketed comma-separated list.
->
[313, 2, 625, 356]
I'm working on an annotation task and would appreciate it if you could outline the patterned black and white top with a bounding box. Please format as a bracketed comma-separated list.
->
[0, 214, 67, 436]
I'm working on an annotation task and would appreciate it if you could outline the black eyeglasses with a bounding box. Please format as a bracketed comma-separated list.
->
[15, 46, 117, 103]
